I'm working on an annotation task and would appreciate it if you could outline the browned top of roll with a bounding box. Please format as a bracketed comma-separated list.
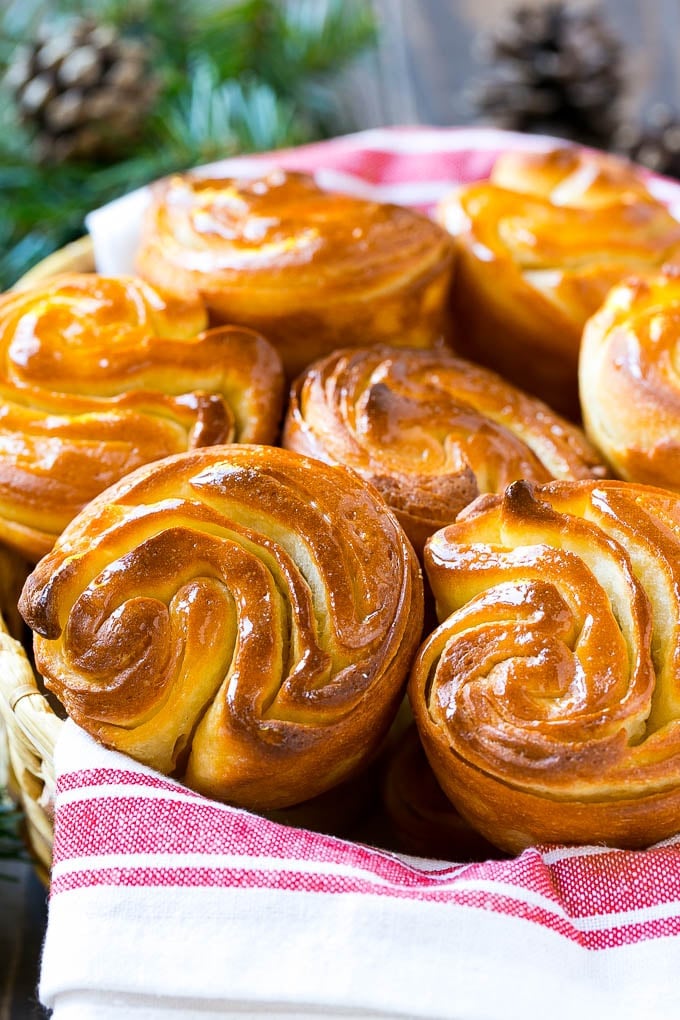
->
[0, 273, 284, 561]
[490, 145, 660, 208]
[283, 344, 606, 553]
[438, 146, 680, 338]
[20, 444, 424, 811]
[410, 478, 680, 850]
[135, 169, 453, 308]
[579, 269, 680, 489]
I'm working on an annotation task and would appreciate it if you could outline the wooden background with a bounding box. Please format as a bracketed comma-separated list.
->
[3, 1, 680, 1017]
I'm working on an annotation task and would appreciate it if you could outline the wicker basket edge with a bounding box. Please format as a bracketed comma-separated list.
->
[12, 235, 95, 289]
[0, 614, 62, 879]
[2, 239, 96, 876]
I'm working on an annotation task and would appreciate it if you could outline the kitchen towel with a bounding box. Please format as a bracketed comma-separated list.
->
[40, 721, 680, 1020]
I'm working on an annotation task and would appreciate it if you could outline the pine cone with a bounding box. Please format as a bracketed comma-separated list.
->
[5, 17, 158, 163]
[615, 103, 680, 180]
[469, 2, 623, 148]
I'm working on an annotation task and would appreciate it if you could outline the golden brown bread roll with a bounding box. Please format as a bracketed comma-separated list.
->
[282, 344, 606, 554]
[0, 273, 284, 561]
[579, 269, 680, 489]
[19, 444, 424, 811]
[437, 145, 680, 419]
[410, 478, 680, 853]
[134, 169, 455, 378]
[381, 721, 499, 860]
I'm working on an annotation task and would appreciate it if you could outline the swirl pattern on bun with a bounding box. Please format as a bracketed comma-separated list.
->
[579, 269, 680, 490]
[283, 344, 606, 553]
[135, 169, 455, 377]
[0, 274, 284, 560]
[438, 146, 680, 418]
[20, 444, 424, 810]
[410, 478, 680, 852]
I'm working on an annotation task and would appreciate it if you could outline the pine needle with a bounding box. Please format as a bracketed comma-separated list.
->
[0, 0, 377, 289]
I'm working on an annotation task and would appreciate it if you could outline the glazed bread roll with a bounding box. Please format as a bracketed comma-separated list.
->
[283, 344, 606, 554]
[0, 274, 284, 561]
[19, 445, 424, 810]
[410, 478, 680, 853]
[579, 270, 680, 490]
[381, 722, 498, 860]
[437, 145, 680, 418]
[135, 169, 455, 378]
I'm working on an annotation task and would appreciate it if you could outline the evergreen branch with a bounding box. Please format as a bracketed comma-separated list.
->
[0, 0, 378, 288]
[156, 58, 242, 164]
[277, 0, 377, 76]
[179, 0, 272, 82]
[0, 0, 44, 42]
[156, 59, 314, 165]
[230, 76, 310, 152]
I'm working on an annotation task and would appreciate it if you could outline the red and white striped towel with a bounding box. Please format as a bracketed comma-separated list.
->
[40, 127, 680, 1020]
[42, 723, 680, 1020]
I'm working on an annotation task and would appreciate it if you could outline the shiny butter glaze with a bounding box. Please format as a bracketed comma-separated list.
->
[410, 478, 680, 852]
[283, 344, 606, 554]
[20, 444, 424, 811]
[438, 146, 680, 419]
[135, 170, 455, 378]
[490, 145, 663, 209]
[0, 274, 284, 560]
[580, 270, 680, 489]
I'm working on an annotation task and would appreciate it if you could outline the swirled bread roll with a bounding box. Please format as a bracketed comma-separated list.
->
[381, 722, 498, 860]
[282, 344, 606, 554]
[135, 169, 455, 378]
[19, 445, 424, 810]
[0, 274, 284, 561]
[437, 145, 680, 418]
[579, 270, 680, 489]
[410, 478, 680, 852]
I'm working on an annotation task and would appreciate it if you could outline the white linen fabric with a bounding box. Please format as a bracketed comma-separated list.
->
[40, 723, 680, 1020]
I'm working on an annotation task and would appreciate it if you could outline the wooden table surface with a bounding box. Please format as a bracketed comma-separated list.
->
[2, 1, 679, 1016]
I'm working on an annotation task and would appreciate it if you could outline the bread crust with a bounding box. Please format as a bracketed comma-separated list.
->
[438, 146, 680, 419]
[0, 274, 284, 560]
[410, 478, 680, 852]
[283, 344, 606, 554]
[580, 269, 680, 490]
[135, 169, 456, 378]
[20, 444, 424, 810]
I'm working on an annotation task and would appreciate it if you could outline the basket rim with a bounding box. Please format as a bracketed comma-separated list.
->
[0, 612, 62, 873]
[1, 236, 96, 875]
[12, 234, 95, 289]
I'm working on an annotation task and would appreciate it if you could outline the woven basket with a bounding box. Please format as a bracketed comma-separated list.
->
[0, 619, 62, 884]
[13, 235, 95, 288]
[0, 237, 95, 881]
